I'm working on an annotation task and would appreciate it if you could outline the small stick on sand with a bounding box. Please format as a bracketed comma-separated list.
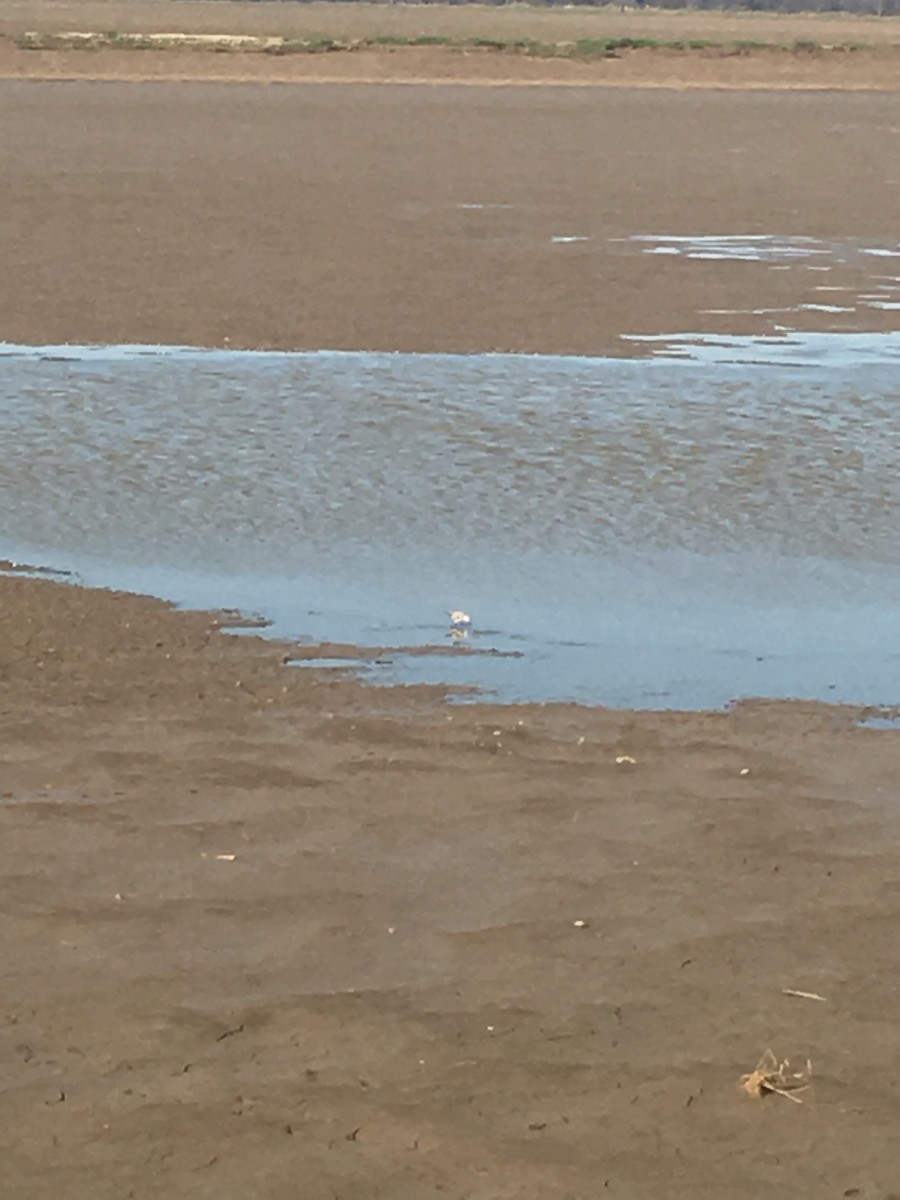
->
[782, 988, 827, 1002]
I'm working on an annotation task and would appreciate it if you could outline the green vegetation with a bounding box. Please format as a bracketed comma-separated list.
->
[574, 37, 622, 55]
[9, 28, 885, 60]
[467, 36, 509, 50]
[266, 36, 337, 55]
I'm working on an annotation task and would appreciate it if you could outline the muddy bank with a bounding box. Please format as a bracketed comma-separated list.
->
[2, 572, 900, 1197]
[2, 82, 900, 355]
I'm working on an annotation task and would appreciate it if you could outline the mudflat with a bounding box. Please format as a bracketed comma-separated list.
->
[3, 20, 900, 1200]
[3, 573, 900, 1199]
[2, 82, 900, 354]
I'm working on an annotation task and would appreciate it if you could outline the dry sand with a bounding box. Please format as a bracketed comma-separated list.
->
[2, 18, 900, 1198]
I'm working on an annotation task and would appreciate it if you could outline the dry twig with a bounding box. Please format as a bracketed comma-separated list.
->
[740, 1050, 812, 1103]
[782, 988, 827, 1003]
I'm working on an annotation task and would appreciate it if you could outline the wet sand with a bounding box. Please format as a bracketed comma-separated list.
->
[3, 573, 900, 1197]
[2, 82, 900, 354]
[2, 55, 900, 1200]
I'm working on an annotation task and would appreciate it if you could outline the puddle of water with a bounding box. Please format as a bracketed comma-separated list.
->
[858, 716, 900, 730]
[857, 707, 900, 730]
[624, 329, 900, 368]
[3, 335, 900, 710]
[618, 234, 900, 327]
[290, 657, 367, 672]
[0, 559, 73, 582]
[623, 234, 832, 263]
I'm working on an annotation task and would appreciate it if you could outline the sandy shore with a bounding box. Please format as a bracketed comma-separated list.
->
[2, 571, 900, 1198]
[2, 82, 900, 355]
[3, 32, 900, 1197]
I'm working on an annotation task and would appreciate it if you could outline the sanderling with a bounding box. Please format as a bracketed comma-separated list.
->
[449, 610, 472, 629]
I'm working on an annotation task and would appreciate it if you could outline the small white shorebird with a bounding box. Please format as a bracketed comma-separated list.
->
[449, 610, 472, 629]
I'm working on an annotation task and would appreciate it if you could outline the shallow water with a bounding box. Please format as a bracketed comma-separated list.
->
[619, 234, 900, 329]
[3, 332, 900, 709]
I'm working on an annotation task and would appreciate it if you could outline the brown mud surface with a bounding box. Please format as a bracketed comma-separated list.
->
[2, 82, 900, 354]
[2, 574, 900, 1198]
[3, 36, 900, 1198]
